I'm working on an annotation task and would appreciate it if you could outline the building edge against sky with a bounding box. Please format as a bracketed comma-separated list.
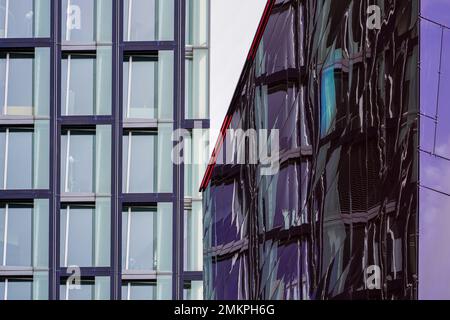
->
[0, 0, 210, 300]
[201, 0, 419, 299]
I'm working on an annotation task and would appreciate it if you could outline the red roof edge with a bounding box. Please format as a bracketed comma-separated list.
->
[199, 0, 276, 192]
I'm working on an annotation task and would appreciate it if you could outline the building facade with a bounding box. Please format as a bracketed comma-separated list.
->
[201, 0, 418, 299]
[0, 0, 209, 300]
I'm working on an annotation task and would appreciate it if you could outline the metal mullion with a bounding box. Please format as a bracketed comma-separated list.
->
[2, 204, 8, 266]
[111, 0, 121, 300]
[3, 129, 9, 189]
[49, 0, 59, 300]
[4, 53, 9, 116]
[126, 56, 133, 119]
[127, 0, 132, 42]
[125, 207, 131, 271]
[64, 206, 70, 267]
[126, 132, 132, 193]
[64, 54, 71, 116]
[4, 0, 9, 38]
[4, 278, 7, 300]
[64, 130, 71, 193]
[65, 0, 72, 42]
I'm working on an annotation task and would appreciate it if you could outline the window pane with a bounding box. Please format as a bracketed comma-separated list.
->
[7, 130, 33, 189]
[123, 0, 174, 41]
[123, 56, 157, 120]
[123, 207, 156, 270]
[96, 0, 112, 43]
[157, 123, 173, 193]
[60, 203, 110, 268]
[62, 0, 95, 43]
[184, 129, 208, 198]
[6, 205, 32, 266]
[184, 202, 203, 271]
[7, 53, 33, 116]
[184, 281, 203, 300]
[6, 279, 33, 300]
[123, 132, 156, 193]
[94, 198, 110, 267]
[32, 272, 49, 300]
[60, 277, 109, 300]
[34, 48, 51, 117]
[123, 205, 172, 272]
[121, 282, 156, 300]
[34, 0, 51, 38]
[320, 67, 337, 137]
[186, 0, 209, 46]
[156, 203, 172, 271]
[60, 205, 94, 267]
[33, 199, 49, 269]
[185, 50, 209, 119]
[95, 125, 111, 195]
[0, 0, 33, 38]
[95, 47, 112, 115]
[158, 51, 173, 120]
[61, 54, 95, 116]
[61, 130, 95, 194]
[33, 120, 50, 189]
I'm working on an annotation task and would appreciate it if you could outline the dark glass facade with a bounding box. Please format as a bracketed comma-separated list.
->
[202, 0, 418, 299]
[0, 0, 209, 300]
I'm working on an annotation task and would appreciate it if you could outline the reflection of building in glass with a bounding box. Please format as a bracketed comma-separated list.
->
[0, 0, 209, 300]
[201, 0, 418, 299]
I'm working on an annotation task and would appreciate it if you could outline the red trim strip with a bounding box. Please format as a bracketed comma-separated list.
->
[247, 0, 276, 61]
[199, 0, 276, 192]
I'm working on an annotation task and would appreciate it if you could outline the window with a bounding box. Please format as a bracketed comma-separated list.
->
[186, 0, 209, 46]
[123, 0, 173, 42]
[121, 281, 156, 300]
[0, 53, 33, 116]
[0, 273, 48, 300]
[61, 126, 111, 195]
[320, 67, 337, 137]
[60, 277, 109, 300]
[0, 127, 49, 190]
[123, 55, 157, 119]
[61, 50, 112, 116]
[0, 278, 32, 300]
[185, 0, 209, 120]
[123, 52, 173, 121]
[0, 0, 50, 38]
[60, 202, 110, 268]
[122, 125, 173, 194]
[122, 204, 172, 272]
[122, 131, 157, 194]
[0, 50, 50, 118]
[185, 51, 210, 119]
[183, 204, 203, 272]
[183, 281, 203, 300]
[61, 0, 112, 44]
[61, 54, 95, 116]
[0, 204, 32, 267]
[121, 277, 172, 300]
[184, 129, 209, 198]
[0, 201, 48, 269]
[61, 129, 95, 194]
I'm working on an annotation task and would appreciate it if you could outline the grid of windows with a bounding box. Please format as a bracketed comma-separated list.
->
[0, 0, 209, 300]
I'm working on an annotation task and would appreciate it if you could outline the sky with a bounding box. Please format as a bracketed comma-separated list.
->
[210, 0, 267, 154]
